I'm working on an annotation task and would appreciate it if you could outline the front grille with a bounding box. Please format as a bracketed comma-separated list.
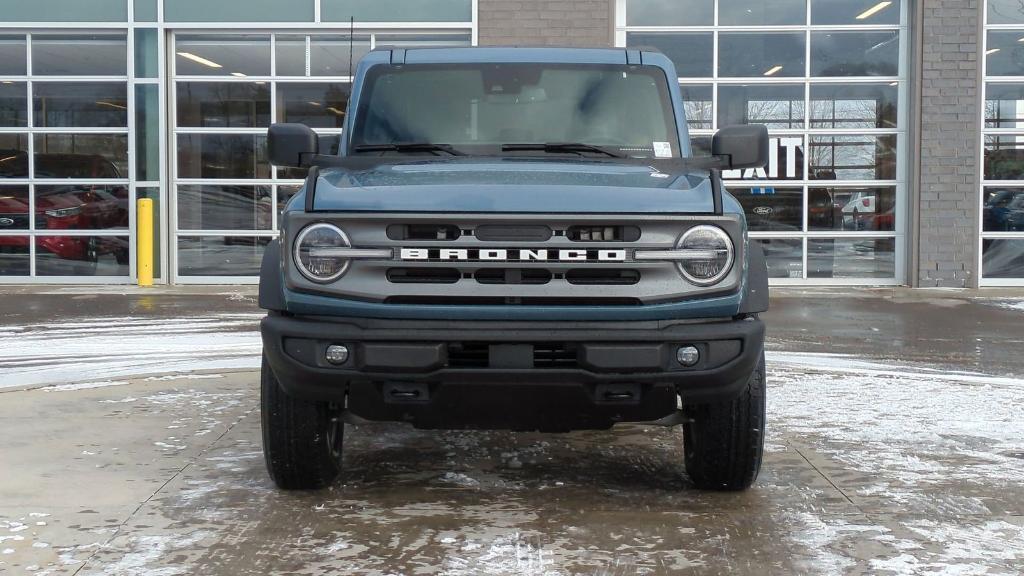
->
[284, 213, 743, 305]
[0, 214, 30, 230]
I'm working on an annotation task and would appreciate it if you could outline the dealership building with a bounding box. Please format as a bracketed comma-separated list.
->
[0, 0, 1019, 288]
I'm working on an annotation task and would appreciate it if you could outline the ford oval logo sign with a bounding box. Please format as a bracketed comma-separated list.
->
[753, 206, 773, 216]
[0, 217, 15, 227]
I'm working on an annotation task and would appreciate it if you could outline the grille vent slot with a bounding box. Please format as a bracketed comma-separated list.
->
[565, 269, 640, 286]
[533, 343, 579, 369]
[475, 268, 552, 285]
[474, 225, 552, 242]
[384, 296, 642, 306]
[387, 268, 461, 284]
[567, 225, 641, 242]
[387, 224, 460, 241]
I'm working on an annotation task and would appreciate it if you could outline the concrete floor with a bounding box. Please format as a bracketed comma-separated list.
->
[1, 288, 1023, 575]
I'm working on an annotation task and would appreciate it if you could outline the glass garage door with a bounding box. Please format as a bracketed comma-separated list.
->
[169, 32, 470, 282]
[619, 0, 909, 284]
[0, 33, 131, 281]
[982, 1, 1024, 284]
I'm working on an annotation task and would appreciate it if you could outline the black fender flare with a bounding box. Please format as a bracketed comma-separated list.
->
[258, 239, 286, 312]
[739, 239, 769, 314]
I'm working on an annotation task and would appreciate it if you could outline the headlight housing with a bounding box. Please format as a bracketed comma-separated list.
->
[676, 225, 734, 286]
[294, 223, 351, 283]
[45, 206, 82, 218]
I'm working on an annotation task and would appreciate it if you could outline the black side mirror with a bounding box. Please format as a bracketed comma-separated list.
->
[712, 124, 769, 170]
[268, 123, 318, 168]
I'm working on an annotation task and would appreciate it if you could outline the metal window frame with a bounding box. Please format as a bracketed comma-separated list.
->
[979, 1, 1024, 285]
[616, 0, 909, 286]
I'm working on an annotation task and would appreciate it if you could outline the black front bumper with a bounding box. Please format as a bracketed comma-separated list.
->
[261, 314, 765, 431]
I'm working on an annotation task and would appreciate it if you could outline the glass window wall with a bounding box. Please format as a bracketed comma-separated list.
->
[622, 0, 907, 283]
[983, 4, 1024, 282]
[170, 31, 471, 280]
[0, 33, 130, 279]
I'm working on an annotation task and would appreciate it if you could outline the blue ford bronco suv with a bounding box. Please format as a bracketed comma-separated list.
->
[259, 47, 770, 491]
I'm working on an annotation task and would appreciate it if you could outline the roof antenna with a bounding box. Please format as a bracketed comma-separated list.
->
[348, 16, 354, 81]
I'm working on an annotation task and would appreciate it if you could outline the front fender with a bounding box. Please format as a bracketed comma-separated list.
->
[258, 239, 286, 311]
[739, 240, 769, 314]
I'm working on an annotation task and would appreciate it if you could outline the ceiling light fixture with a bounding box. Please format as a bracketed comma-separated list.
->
[231, 72, 247, 77]
[95, 101, 127, 110]
[856, 1, 892, 20]
[763, 65, 783, 76]
[176, 51, 222, 68]
[308, 101, 322, 107]
[986, 48, 1002, 55]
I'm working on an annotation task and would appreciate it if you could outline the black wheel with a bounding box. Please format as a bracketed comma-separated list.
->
[261, 354, 344, 490]
[682, 354, 766, 491]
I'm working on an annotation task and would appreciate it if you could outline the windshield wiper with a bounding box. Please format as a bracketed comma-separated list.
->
[353, 143, 465, 156]
[501, 142, 626, 158]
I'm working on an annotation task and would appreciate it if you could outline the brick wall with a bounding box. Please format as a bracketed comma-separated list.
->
[477, 0, 613, 47]
[916, 0, 981, 287]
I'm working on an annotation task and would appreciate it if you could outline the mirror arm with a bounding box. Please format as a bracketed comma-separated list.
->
[710, 168, 724, 216]
[303, 165, 320, 213]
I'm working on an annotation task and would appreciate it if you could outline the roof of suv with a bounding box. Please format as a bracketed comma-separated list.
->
[360, 46, 668, 67]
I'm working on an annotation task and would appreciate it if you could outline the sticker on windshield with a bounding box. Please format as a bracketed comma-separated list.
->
[653, 142, 672, 158]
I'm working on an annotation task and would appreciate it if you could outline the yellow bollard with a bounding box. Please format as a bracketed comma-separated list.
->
[137, 198, 154, 287]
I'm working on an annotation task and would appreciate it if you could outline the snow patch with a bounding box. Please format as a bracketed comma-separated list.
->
[979, 299, 1024, 313]
[441, 532, 561, 576]
[43, 381, 130, 392]
[145, 374, 225, 382]
[0, 314, 261, 389]
[439, 472, 481, 488]
[97, 531, 212, 576]
[767, 351, 1024, 387]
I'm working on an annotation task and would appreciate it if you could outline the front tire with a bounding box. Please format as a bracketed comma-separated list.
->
[682, 354, 766, 491]
[261, 354, 344, 489]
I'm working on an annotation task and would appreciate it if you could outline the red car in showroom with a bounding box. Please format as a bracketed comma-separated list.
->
[0, 152, 129, 270]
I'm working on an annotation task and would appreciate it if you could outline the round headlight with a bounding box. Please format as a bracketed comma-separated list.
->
[677, 225, 734, 286]
[294, 223, 351, 283]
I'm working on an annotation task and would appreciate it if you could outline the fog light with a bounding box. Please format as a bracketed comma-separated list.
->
[325, 345, 350, 365]
[676, 345, 700, 367]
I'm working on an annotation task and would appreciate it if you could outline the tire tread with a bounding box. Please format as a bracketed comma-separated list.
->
[683, 355, 766, 491]
[261, 355, 342, 490]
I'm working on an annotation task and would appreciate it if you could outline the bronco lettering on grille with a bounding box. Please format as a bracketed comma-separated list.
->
[399, 248, 628, 263]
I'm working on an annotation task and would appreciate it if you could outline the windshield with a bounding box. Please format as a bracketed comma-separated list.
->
[349, 63, 682, 159]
